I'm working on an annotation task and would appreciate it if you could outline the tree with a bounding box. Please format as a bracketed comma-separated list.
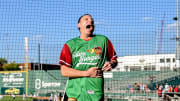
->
[0, 58, 7, 70]
[0, 58, 7, 66]
[3, 62, 20, 71]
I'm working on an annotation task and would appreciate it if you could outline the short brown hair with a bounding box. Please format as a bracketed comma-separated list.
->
[78, 14, 92, 24]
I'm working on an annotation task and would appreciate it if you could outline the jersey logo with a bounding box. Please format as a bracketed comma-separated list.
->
[87, 47, 102, 55]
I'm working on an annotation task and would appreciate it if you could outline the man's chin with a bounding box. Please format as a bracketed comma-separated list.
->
[81, 29, 93, 35]
[86, 32, 93, 35]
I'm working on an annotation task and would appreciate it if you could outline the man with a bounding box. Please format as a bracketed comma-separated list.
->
[54, 91, 58, 101]
[23, 92, 26, 100]
[59, 14, 117, 101]
[12, 93, 15, 100]
[49, 92, 53, 101]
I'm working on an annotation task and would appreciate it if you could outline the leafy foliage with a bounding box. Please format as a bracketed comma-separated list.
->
[3, 62, 20, 71]
[0, 58, 7, 65]
[0, 58, 8, 70]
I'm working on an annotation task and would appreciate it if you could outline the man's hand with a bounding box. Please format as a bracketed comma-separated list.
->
[87, 67, 102, 78]
[102, 62, 112, 72]
[102, 60, 117, 72]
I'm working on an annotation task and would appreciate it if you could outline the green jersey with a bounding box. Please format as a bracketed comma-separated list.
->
[59, 35, 117, 101]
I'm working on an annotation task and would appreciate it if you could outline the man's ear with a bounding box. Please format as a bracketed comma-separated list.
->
[77, 23, 80, 29]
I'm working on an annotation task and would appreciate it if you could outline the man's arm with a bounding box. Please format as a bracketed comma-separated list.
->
[102, 39, 118, 71]
[60, 65, 102, 78]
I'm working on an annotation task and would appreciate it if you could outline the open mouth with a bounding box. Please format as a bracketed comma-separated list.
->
[86, 25, 93, 29]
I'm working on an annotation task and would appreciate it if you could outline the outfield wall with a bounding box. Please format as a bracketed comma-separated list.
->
[0, 70, 67, 96]
[1, 70, 180, 99]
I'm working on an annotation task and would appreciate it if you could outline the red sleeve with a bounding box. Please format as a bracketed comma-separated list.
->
[59, 44, 72, 67]
[107, 39, 117, 60]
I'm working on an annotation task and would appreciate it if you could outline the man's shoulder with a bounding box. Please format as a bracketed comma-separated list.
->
[66, 37, 80, 44]
[94, 34, 108, 41]
[94, 34, 107, 38]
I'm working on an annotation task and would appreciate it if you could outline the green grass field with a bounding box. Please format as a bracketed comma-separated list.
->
[0, 96, 38, 101]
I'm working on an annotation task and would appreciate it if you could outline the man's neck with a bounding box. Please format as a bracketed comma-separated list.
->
[80, 33, 93, 40]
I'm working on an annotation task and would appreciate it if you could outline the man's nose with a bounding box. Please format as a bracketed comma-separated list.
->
[89, 20, 94, 24]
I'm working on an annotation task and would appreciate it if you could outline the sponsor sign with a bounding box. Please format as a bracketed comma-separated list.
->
[1, 73, 25, 88]
[1, 87, 24, 95]
[35, 79, 61, 89]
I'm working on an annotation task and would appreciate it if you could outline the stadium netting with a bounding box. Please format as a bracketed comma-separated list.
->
[0, 0, 180, 101]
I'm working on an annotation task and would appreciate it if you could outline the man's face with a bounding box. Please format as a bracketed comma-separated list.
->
[78, 15, 94, 35]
